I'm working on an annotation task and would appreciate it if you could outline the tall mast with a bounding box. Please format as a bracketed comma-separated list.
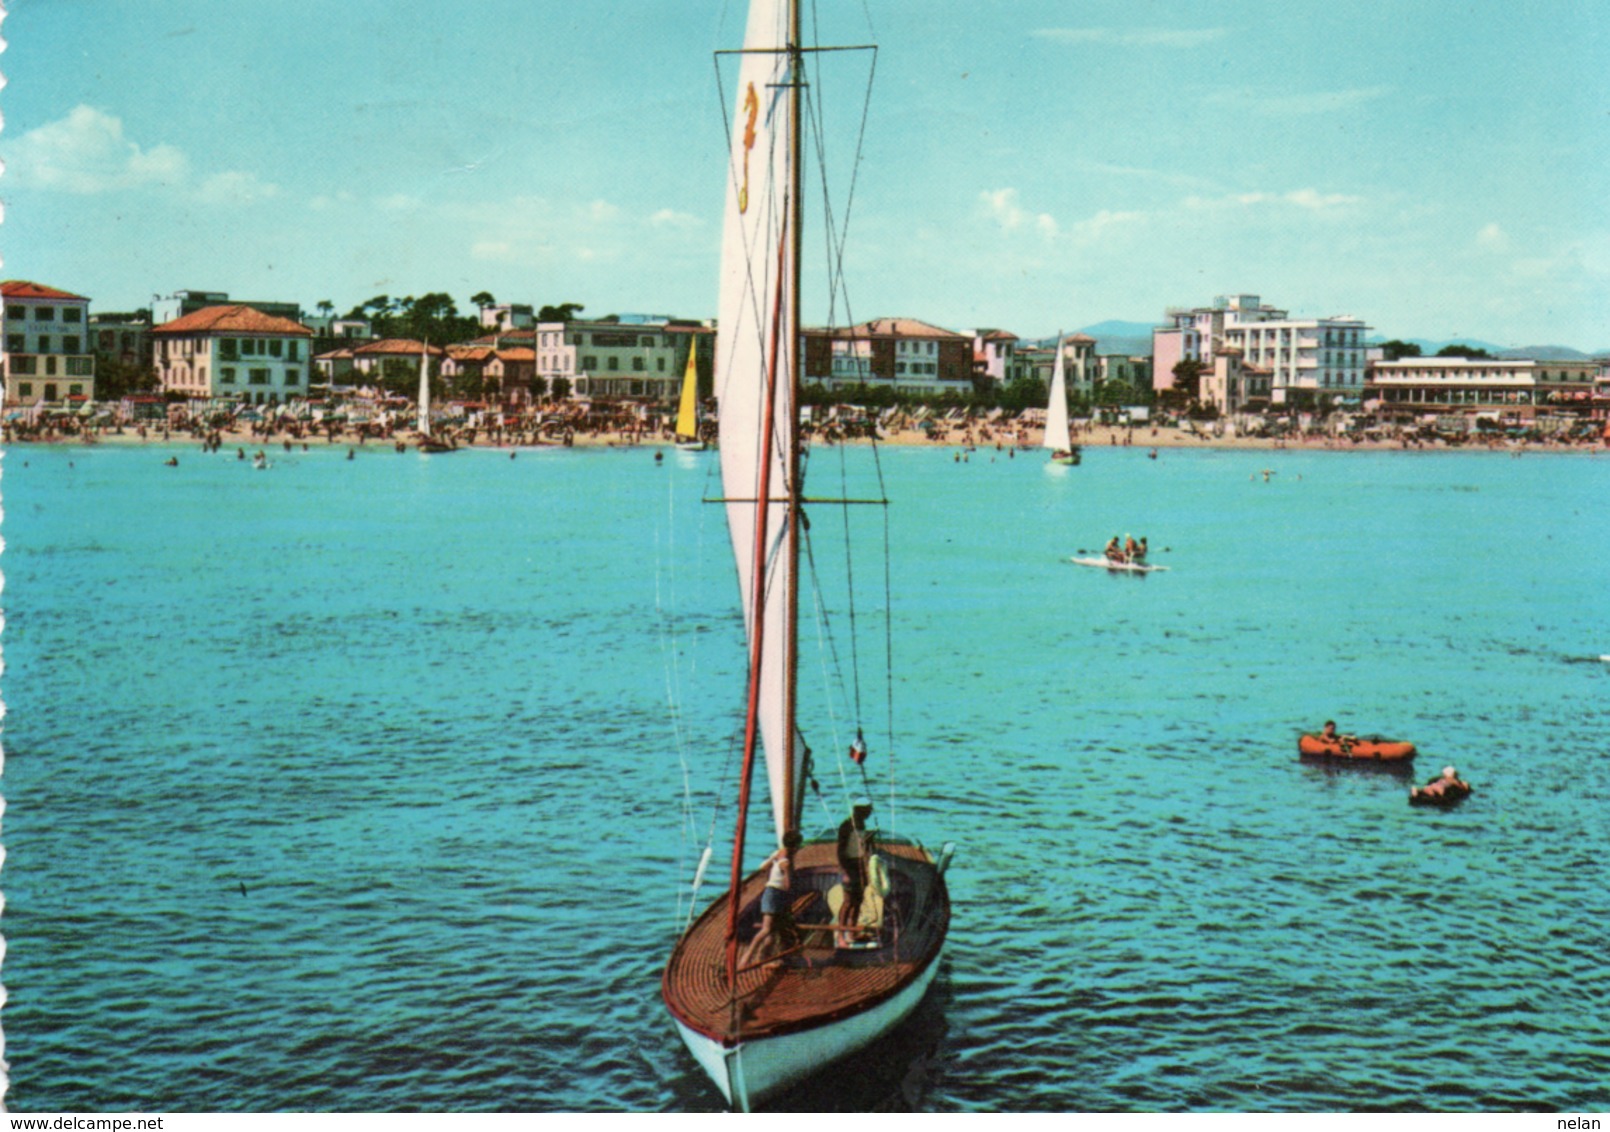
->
[782, 0, 803, 837]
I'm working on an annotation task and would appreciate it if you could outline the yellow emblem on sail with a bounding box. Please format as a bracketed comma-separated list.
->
[738, 82, 759, 213]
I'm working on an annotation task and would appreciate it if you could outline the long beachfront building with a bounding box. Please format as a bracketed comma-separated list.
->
[1365, 357, 1600, 423]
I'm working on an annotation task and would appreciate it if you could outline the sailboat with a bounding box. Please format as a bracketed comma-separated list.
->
[661, 0, 953, 1111]
[1043, 334, 1080, 465]
[674, 337, 707, 450]
[416, 341, 456, 452]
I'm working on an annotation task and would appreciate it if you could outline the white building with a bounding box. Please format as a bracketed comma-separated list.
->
[3, 280, 97, 406]
[1366, 357, 1600, 423]
[535, 316, 710, 401]
[1153, 294, 1368, 408]
[151, 304, 313, 405]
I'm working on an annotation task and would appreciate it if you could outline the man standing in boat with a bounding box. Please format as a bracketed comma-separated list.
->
[836, 798, 875, 933]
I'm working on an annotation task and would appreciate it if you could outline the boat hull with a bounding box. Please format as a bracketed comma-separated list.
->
[1070, 556, 1167, 574]
[664, 838, 949, 1110]
[672, 940, 943, 1110]
[1298, 734, 1416, 761]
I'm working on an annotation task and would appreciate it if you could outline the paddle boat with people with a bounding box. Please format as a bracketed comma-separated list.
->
[1071, 534, 1168, 574]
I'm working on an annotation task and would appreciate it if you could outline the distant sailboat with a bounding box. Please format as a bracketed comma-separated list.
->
[675, 338, 708, 450]
[1044, 334, 1080, 465]
[661, 0, 953, 1111]
[416, 341, 455, 452]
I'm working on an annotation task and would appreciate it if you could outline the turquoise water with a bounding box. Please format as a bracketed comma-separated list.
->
[2, 439, 1607, 1111]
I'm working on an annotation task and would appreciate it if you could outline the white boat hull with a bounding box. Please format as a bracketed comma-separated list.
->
[1070, 556, 1168, 573]
[673, 943, 944, 1111]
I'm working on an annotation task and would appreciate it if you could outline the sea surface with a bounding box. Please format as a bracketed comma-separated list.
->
[2, 438, 1607, 1112]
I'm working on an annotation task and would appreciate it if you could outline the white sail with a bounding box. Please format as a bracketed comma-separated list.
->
[716, 0, 802, 844]
[1043, 334, 1069, 452]
[418, 343, 431, 438]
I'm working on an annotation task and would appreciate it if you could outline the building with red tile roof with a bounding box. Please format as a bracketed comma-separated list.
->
[3, 280, 96, 406]
[151, 304, 313, 404]
[803, 317, 973, 395]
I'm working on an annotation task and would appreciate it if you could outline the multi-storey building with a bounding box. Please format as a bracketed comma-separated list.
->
[90, 311, 153, 372]
[479, 303, 535, 331]
[1153, 294, 1368, 408]
[969, 329, 1018, 387]
[442, 344, 536, 403]
[151, 304, 313, 404]
[1094, 353, 1152, 400]
[803, 318, 974, 396]
[2, 280, 97, 406]
[1010, 334, 1095, 398]
[534, 316, 710, 401]
[1366, 357, 1601, 424]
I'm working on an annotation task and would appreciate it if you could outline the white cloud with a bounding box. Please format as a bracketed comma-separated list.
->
[1069, 208, 1147, 242]
[980, 188, 1057, 236]
[6, 105, 284, 207]
[1188, 188, 1361, 213]
[7, 105, 189, 192]
[471, 240, 517, 262]
[195, 171, 281, 205]
[650, 208, 701, 231]
[1476, 222, 1509, 251]
[1204, 86, 1392, 116]
[1033, 27, 1226, 48]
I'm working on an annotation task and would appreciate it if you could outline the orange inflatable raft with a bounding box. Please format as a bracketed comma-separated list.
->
[1298, 734, 1417, 762]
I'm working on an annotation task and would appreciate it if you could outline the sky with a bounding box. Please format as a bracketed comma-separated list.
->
[3, 0, 1607, 349]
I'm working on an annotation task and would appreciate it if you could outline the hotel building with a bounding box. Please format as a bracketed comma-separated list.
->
[151, 305, 313, 404]
[535, 316, 711, 401]
[1153, 294, 1368, 409]
[1366, 357, 1600, 423]
[803, 318, 974, 396]
[2, 280, 97, 406]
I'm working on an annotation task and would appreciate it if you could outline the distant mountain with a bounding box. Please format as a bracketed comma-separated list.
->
[1372, 337, 1599, 361]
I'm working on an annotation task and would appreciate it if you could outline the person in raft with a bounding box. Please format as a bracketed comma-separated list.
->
[740, 829, 803, 970]
[1105, 536, 1126, 563]
[1134, 536, 1149, 565]
[1412, 766, 1470, 802]
[1320, 720, 1357, 746]
[837, 798, 876, 932]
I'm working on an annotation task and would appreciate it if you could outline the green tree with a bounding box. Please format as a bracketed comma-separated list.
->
[1380, 339, 1421, 360]
[538, 302, 585, 322]
[470, 290, 496, 310]
[1436, 343, 1493, 359]
[92, 352, 158, 400]
[1168, 358, 1204, 408]
[550, 376, 572, 401]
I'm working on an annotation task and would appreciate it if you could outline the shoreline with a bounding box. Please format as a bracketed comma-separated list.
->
[11, 422, 1606, 456]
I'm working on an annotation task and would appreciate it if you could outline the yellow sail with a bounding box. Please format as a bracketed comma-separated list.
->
[675, 338, 700, 441]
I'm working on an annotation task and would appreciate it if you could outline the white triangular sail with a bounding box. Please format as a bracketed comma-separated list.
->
[716, 0, 803, 844]
[1043, 334, 1070, 453]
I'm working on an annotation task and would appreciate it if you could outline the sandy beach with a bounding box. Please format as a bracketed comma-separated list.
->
[16, 419, 1605, 456]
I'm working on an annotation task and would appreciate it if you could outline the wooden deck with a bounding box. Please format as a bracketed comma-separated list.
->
[663, 838, 949, 1044]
